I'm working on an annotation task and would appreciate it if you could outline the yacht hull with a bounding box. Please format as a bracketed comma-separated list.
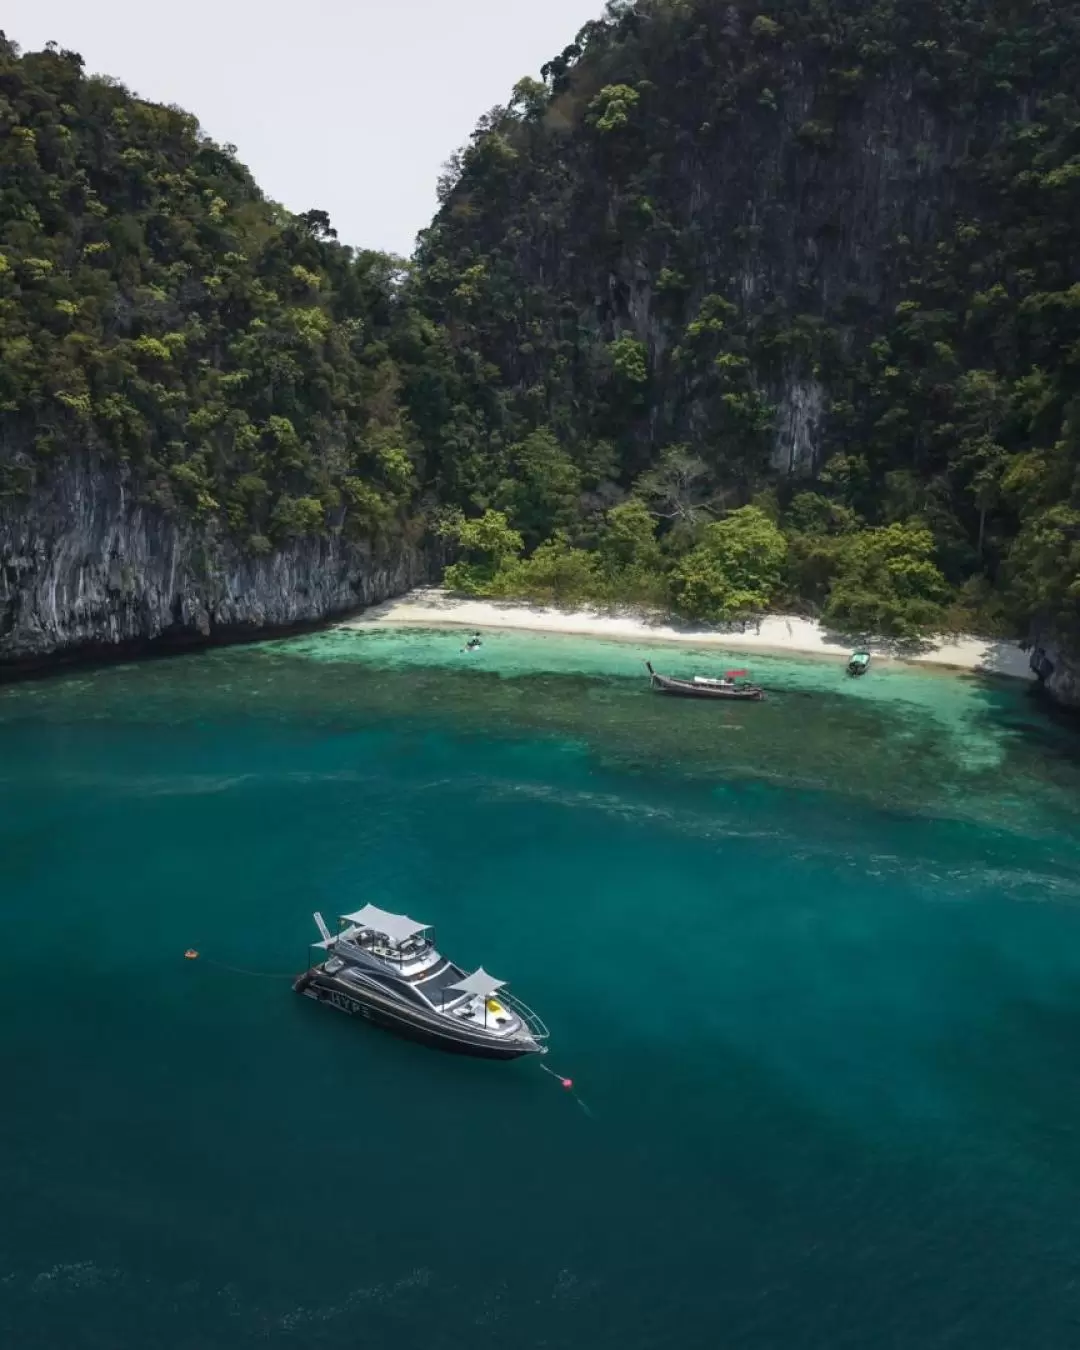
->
[293, 969, 541, 1060]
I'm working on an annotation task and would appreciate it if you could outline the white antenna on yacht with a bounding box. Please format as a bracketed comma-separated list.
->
[313, 911, 333, 944]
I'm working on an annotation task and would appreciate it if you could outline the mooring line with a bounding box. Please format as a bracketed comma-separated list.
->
[539, 1060, 595, 1118]
[187, 953, 591, 1111]
[183, 950, 295, 979]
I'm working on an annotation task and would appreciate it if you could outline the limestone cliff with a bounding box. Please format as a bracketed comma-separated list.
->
[418, 0, 1053, 478]
[0, 38, 439, 673]
[1029, 635, 1080, 713]
[0, 457, 433, 669]
[7, 10, 1080, 689]
[412, 0, 1080, 705]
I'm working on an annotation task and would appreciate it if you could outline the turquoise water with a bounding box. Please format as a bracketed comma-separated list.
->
[3, 627, 1080, 1347]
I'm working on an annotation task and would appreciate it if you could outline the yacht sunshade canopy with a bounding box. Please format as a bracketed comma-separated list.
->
[447, 967, 506, 998]
[339, 905, 429, 943]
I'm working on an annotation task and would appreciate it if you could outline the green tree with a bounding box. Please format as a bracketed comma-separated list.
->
[270, 495, 326, 540]
[595, 498, 666, 601]
[670, 506, 787, 622]
[496, 428, 582, 548]
[950, 370, 1010, 558]
[441, 509, 524, 594]
[587, 84, 640, 133]
[1006, 504, 1080, 632]
[608, 335, 648, 385]
[822, 524, 949, 638]
[785, 492, 859, 537]
[0, 37, 429, 552]
[510, 77, 548, 119]
[781, 492, 860, 608]
[491, 532, 600, 605]
[596, 498, 661, 571]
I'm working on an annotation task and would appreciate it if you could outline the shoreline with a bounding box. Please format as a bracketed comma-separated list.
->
[340, 589, 1036, 682]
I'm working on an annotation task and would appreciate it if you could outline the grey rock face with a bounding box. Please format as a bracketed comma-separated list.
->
[466, 52, 1021, 476]
[1030, 634, 1080, 711]
[0, 456, 433, 666]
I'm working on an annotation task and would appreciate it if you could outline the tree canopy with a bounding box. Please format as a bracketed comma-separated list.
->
[5, 4, 1080, 648]
[412, 0, 1080, 643]
[0, 34, 440, 553]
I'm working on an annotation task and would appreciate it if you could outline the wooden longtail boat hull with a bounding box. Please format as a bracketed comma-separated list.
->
[645, 662, 766, 701]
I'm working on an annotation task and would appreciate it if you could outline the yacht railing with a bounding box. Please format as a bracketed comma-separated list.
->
[500, 990, 550, 1041]
[333, 931, 429, 965]
[431, 986, 549, 1040]
[329, 926, 549, 1042]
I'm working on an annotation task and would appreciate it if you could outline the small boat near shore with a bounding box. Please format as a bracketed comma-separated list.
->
[645, 661, 766, 701]
[847, 650, 871, 677]
[294, 905, 549, 1060]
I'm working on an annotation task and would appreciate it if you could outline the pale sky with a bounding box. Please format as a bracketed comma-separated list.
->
[5, 0, 604, 257]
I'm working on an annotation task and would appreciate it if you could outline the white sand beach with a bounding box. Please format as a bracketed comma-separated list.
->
[341, 588, 1035, 681]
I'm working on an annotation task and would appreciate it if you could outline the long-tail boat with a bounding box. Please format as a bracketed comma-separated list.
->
[644, 661, 766, 701]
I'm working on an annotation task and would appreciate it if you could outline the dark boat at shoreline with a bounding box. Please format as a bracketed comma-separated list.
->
[847, 650, 871, 677]
[645, 661, 766, 701]
[294, 906, 549, 1060]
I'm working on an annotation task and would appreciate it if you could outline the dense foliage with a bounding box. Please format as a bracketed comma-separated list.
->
[0, 35, 451, 553]
[5, 4, 1080, 644]
[417, 0, 1080, 640]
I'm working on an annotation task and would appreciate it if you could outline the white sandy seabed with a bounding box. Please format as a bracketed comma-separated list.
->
[341, 588, 1035, 682]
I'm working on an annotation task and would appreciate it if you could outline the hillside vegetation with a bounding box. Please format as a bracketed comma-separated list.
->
[2, 4, 1080, 647]
[0, 36, 453, 556]
[417, 0, 1080, 640]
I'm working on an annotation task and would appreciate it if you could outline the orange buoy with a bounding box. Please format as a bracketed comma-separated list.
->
[184, 949, 199, 960]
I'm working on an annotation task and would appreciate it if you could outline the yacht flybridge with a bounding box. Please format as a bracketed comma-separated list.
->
[293, 905, 549, 1060]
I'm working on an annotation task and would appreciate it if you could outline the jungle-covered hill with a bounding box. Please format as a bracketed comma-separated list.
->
[416, 0, 1080, 646]
[0, 34, 452, 555]
[2, 3, 1080, 678]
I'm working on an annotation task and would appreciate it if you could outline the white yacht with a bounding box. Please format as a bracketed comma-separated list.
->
[293, 905, 548, 1060]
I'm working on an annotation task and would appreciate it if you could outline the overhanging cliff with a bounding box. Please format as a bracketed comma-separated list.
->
[5, 10, 1080, 690]
[0, 38, 442, 670]
[0, 456, 433, 668]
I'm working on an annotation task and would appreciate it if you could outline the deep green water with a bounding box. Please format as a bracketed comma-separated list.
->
[4, 627, 1080, 1349]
